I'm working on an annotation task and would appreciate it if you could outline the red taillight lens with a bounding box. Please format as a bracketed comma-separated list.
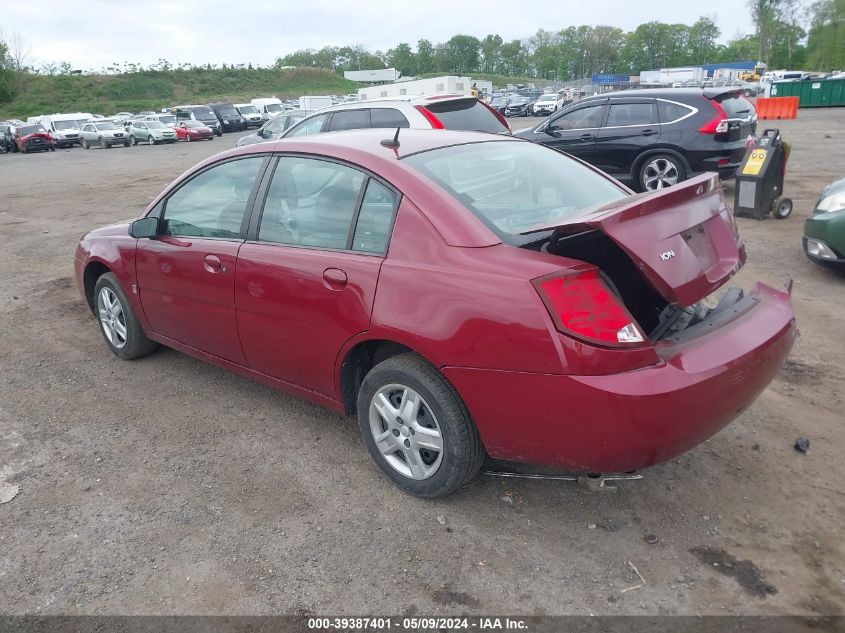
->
[414, 105, 445, 130]
[533, 269, 646, 347]
[699, 100, 729, 134]
[478, 98, 511, 132]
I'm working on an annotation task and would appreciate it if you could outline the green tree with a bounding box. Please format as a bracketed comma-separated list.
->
[442, 35, 481, 73]
[416, 39, 434, 74]
[688, 17, 721, 65]
[749, 0, 781, 62]
[806, 0, 845, 70]
[386, 43, 415, 76]
[480, 34, 503, 74]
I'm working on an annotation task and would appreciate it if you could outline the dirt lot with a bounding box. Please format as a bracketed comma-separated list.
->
[0, 112, 843, 617]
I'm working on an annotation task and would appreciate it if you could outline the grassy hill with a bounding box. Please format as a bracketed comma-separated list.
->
[0, 67, 358, 118]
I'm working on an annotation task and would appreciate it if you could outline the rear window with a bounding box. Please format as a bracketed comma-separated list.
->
[716, 94, 756, 120]
[424, 99, 508, 134]
[328, 109, 370, 132]
[371, 108, 410, 128]
[403, 141, 626, 236]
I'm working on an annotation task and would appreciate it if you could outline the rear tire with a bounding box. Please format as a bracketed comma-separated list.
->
[638, 154, 686, 192]
[130, 135, 137, 146]
[357, 353, 485, 498]
[93, 273, 158, 361]
[148, 136, 155, 146]
[99, 137, 108, 149]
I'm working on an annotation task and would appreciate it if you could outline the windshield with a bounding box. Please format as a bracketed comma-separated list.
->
[403, 141, 626, 236]
[214, 105, 238, 116]
[146, 121, 166, 129]
[156, 115, 176, 124]
[183, 121, 207, 128]
[18, 125, 46, 136]
[537, 95, 557, 102]
[491, 97, 508, 106]
[265, 103, 283, 113]
[96, 122, 118, 130]
[509, 97, 528, 105]
[189, 107, 215, 119]
[237, 105, 258, 114]
[55, 120, 80, 130]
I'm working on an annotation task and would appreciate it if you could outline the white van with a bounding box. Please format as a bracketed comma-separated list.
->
[250, 97, 285, 122]
[234, 103, 264, 128]
[39, 112, 93, 148]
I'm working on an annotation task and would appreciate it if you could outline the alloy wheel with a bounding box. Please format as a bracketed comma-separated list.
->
[643, 158, 680, 190]
[97, 287, 128, 349]
[368, 383, 444, 480]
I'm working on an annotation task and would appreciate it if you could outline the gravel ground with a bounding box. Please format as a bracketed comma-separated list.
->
[0, 112, 843, 616]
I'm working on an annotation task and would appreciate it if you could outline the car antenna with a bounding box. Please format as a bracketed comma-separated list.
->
[380, 127, 400, 148]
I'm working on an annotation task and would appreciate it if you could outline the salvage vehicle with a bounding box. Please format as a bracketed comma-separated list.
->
[505, 96, 532, 117]
[210, 102, 247, 132]
[79, 121, 130, 149]
[0, 122, 14, 152]
[74, 129, 796, 498]
[129, 120, 178, 145]
[13, 124, 55, 153]
[804, 177, 845, 270]
[516, 88, 757, 192]
[174, 120, 215, 141]
[236, 110, 307, 147]
[235, 103, 264, 128]
[281, 95, 510, 139]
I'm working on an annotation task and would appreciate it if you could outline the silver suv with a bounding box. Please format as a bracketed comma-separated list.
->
[79, 121, 130, 149]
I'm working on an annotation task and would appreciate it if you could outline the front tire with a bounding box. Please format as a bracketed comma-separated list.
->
[99, 137, 108, 149]
[130, 135, 137, 146]
[638, 154, 686, 192]
[357, 353, 485, 498]
[81, 139, 89, 149]
[148, 136, 156, 146]
[93, 273, 157, 360]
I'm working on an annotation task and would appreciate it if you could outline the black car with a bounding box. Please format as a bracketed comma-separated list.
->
[516, 88, 757, 192]
[209, 102, 247, 132]
[0, 123, 13, 152]
[490, 96, 510, 115]
[505, 97, 531, 117]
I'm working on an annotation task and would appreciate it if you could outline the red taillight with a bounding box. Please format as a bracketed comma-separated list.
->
[533, 269, 646, 347]
[478, 98, 511, 132]
[699, 100, 729, 134]
[414, 105, 445, 130]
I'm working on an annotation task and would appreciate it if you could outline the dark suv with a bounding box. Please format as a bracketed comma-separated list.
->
[209, 102, 247, 133]
[516, 88, 757, 192]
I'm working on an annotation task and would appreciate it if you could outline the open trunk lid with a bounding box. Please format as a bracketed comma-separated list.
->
[527, 174, 745, 307]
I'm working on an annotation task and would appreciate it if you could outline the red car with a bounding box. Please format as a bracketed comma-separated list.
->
[13, 124, 55, 153]
[74, 129, 796, 498]
[175, 120, 214, 141]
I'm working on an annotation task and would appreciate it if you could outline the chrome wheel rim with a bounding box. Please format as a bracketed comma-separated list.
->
[643, 158, 679, 190]
[97, 287, 128, 349]
[369, 384, 443, 480]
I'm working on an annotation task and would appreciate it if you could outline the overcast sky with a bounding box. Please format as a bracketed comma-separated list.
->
[7, 0, 754, 71]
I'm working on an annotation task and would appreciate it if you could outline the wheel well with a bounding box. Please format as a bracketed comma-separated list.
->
[340, 340, 413, 415]
[83, 261, 111, 312]
[631, 149, 691, 185]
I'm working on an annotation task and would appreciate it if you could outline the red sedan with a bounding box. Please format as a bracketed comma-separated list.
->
[74, 129, 796, 498]
[175, 120, 214, 141]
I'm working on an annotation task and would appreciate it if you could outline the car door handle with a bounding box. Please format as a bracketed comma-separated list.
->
[579, 133, 594, 141]
[322, 267, 348, 289]
[641, 129, 658, 136]
[203, 254, 226, 273]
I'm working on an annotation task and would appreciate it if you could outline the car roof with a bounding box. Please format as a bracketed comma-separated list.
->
[578, 87, 740, 101]
[311, 94, 477, 112]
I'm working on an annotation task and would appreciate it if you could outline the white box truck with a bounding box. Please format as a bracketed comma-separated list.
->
[343, 68, 400, 83]
[298, 96, 333, 111]
[39, 112, 94, 148]
[357, 76, 474, 101]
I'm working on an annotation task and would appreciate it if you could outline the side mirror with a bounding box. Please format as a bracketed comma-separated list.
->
[544, 122, 560, 137]
[129, 216, 159, 239]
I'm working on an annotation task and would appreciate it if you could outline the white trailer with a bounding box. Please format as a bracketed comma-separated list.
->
[298, 96, 333, 111]
[343, 68, 400, 83]
[659, 67, 705, 84]
[358, 76, 474, 101]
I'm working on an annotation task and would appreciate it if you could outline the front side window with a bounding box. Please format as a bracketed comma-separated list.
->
[263, 116, 286, 135]
[258, 157, 366, 250]
[284, 114, 328, 138]
[403, 141, 626, 236]
[550, 104, 604, 131]
[605, 102, 654, 127]
[162, 157, 265, 239]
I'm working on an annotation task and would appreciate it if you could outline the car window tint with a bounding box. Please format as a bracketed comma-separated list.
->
[328, 109, 371, 132]
[370, 108, 410, 129]
[285, 114, 328, 137]
[259, 157, 365, 250]
[264, 116, 286, 134]
[162, 157, 264, 239]
[657, 101, 693, 123]
[606, 103, 653, 126]
[424, 98, 507, 133]
[553, 104, 604, 130]
[352, 180, 398, 254]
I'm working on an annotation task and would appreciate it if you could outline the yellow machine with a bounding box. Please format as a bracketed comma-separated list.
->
[740, 62, 768, 82]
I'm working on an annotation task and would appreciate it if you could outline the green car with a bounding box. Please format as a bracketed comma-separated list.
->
[128, 120, 177, 145]
[804, 177, 845, 270]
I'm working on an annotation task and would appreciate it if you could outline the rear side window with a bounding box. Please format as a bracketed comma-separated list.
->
[657, 101, 693, 123]
[370, 108, 410, 129]
[424, 98, 508, 134]
[606, 103, 654, 126]
[352, 180, 399, 254]
[717, 95, 756, 120]
[328, 109, 371, 132]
